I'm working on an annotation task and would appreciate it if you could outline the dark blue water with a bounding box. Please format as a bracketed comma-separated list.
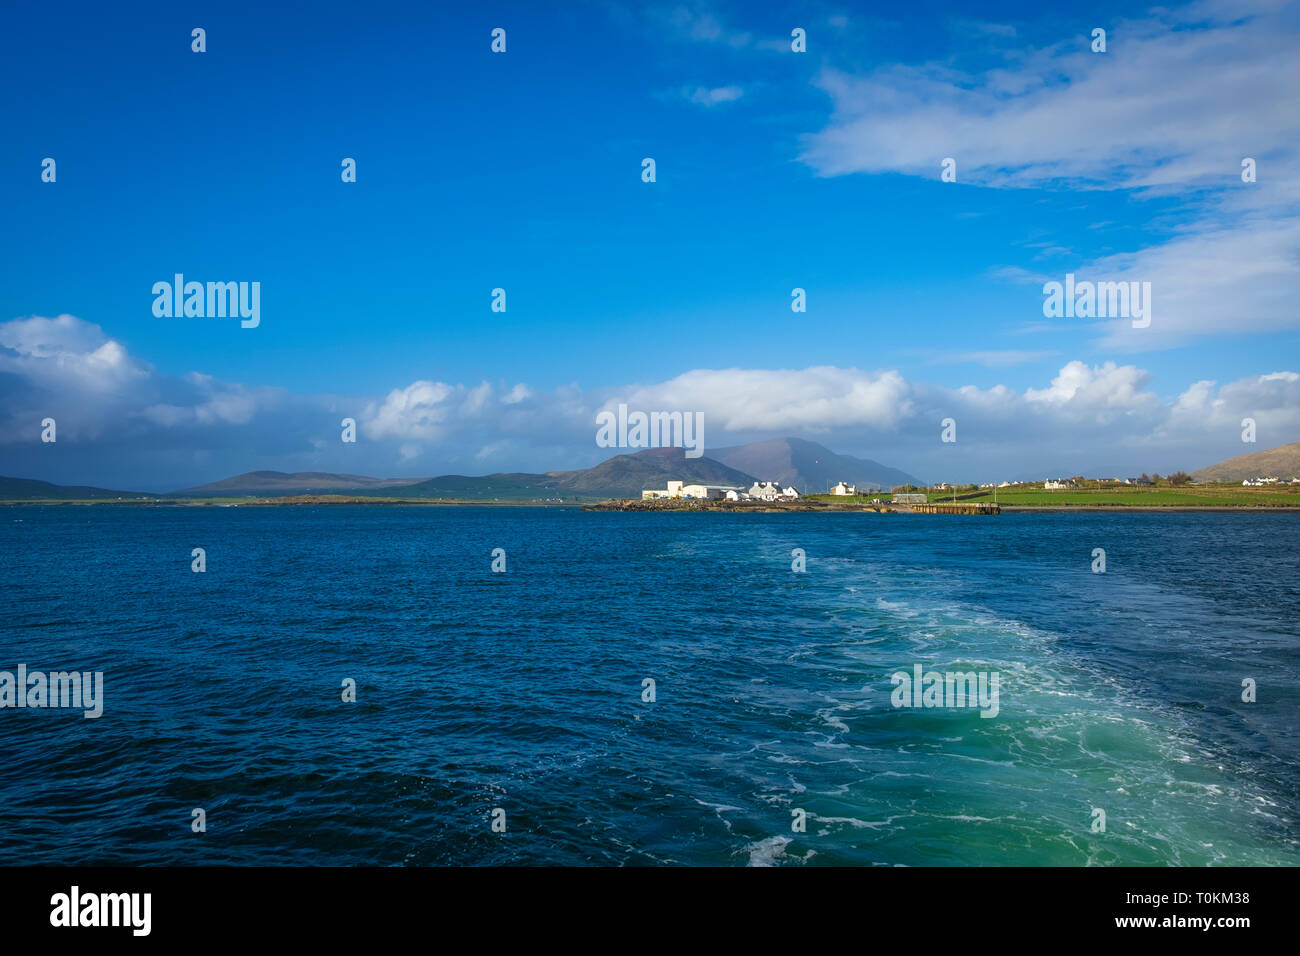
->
[2, 506, 1297, 865]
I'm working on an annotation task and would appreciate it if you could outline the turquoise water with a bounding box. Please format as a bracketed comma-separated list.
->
[1, 506, 1296, 865]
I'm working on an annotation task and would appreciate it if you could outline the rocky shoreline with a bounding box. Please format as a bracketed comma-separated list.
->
[582, 498, 1300, 514]
[582, 497, 891, 513]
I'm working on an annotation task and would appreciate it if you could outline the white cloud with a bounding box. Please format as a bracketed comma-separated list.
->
[362, 379, 535, 442]
[1164, 370, 1300, 437]
[801, 2, 1299, 189]
[684, 84, 744, 106]
[0, 314, 149, 394]
[2, 314, 1297, 487]
[1087, 216, 1300, 348]
[661, 6, 752, 47]
[799, 1, 1300, 347]
[1024, 361, 1158, 416]
[612, 366, 913, 433]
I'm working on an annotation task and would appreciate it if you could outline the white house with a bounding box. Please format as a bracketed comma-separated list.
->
[742, 480, 800, 500]
[1044, 478, 1078, 490]
[831, 481, 857, 496]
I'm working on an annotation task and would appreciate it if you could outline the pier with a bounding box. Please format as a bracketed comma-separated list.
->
[903, 501, 1001, 515]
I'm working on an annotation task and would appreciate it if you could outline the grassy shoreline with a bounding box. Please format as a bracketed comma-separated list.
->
[5, 485, 1300, 512]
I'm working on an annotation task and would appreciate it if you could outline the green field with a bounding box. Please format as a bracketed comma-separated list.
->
[961, 485, 1300, 507]
[803, 494, 886, 502]
[803, 485, 1300, 508]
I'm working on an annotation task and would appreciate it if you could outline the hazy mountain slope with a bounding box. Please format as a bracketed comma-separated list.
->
[171, 471, 430, 496]
[389, 448, 757, 500]
[709, 437, 918, 491]
[369, 472, 570, 500]
[1191, 441, 1300, 482]
[0, 476, 152, 499]
[546, 447, 756, 495]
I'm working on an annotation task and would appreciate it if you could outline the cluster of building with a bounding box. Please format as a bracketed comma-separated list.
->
[1043, 477, 1163, 489]
[1242, 475, 1300, 486]
[640, 478, 942, 506]
[646, 474, 1300, 501]
[641, 480, 801, 501]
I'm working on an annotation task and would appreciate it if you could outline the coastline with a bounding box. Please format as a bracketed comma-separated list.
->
[5, 496, 1299, 513]
[581, 498, 1300, 513]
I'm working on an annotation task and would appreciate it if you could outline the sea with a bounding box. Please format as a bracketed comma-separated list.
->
[1, 505, 1297, 866]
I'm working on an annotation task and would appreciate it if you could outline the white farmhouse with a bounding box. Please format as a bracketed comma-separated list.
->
[831, 481, 857, 496]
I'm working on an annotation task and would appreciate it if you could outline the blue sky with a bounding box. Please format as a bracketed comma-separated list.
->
[2, 0, 1298, 490]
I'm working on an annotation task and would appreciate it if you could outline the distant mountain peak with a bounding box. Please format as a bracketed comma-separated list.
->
[709, 437, 917, 491]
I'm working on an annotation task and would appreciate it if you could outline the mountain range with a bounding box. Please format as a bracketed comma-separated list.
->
[0, 438, 915, 501]
[175, 446, 759, 500]
[9, 437, 1295, 501]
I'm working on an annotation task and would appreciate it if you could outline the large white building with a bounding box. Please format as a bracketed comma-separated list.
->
[642, 480, 744, 500]
[831, 481, 857, 495]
